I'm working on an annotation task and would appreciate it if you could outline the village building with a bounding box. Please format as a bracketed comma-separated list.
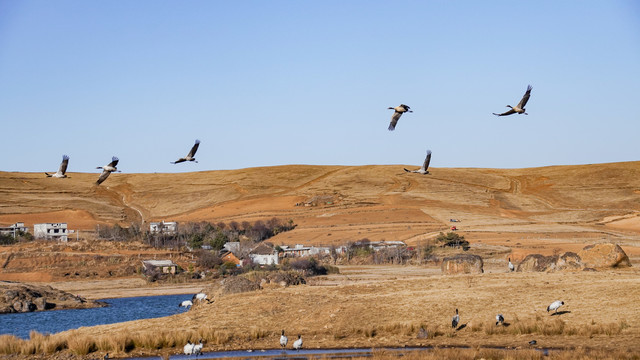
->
[220, 250, 242, 267]
[33, 223, 68, 242]
[249, 242, 279, 265]
[141, 260, 179, 274]
[149, 221, 178, 235]
[0, 222, 29, 236]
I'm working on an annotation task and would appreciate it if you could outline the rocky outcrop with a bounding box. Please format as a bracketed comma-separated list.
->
[517, 243, 631, 272]
[0, 281, 107, 314]
[441, 254, 484, 274]
[578, 243, 631, 268]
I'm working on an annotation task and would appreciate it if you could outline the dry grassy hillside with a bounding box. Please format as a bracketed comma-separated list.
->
[1, 162, 639, 257]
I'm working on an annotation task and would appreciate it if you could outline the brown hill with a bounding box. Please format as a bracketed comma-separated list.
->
[1, 162, 639, 258]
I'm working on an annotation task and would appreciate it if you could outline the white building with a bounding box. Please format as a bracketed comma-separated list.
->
[150, 221, 178, 234]
[249, 243, 279, 265]
[33, 223, 68, 242]
[0, 222, 29, 236]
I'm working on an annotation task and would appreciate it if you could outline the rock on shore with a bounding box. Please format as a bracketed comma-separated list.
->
[0, 281, 107, 314]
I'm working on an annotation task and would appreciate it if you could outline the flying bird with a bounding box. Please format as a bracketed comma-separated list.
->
[388, 104, 412, 131]
[452, 308, 460, 329]
[508, 258, 515, 272]
[293, 334, 303, 351]
[493, 85, 532, 116]
[496, 314, 505, 326]
[404, 150, 432, 174]
[171, 139, 200, 164]
[547, 300, 565, 314]
[279, 330, 288, 350]
[45, 155, 70, 178]
[95, 156, 120, 185]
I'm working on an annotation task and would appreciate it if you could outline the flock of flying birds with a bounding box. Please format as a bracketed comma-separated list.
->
[391, 84, 533, 175]
[44, 139, 202, 185]
[44, 85, 532, 185]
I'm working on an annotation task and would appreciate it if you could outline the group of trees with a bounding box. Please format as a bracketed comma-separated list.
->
[95, 218, 296, 251]
[0, 231, 33, 245]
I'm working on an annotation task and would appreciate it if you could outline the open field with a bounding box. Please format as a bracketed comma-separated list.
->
[1, 162, 640, 358]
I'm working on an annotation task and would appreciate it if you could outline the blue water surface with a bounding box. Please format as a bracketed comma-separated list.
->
[0, 294, 192, 339]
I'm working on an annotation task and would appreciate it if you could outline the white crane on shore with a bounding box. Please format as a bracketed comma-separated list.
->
[508, 258, 515, 272]
[293, 334, 303, 351]
[496, 314, 505, 326]
[279, 330, 288, 350]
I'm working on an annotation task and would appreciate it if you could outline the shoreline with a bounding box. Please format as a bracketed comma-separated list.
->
[43, 277, 205, 300]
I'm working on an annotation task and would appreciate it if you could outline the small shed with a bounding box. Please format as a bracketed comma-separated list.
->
[142, 260, 179, 274]
[221, 251, 242, 267]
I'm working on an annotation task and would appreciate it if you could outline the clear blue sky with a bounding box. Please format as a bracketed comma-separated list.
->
[1, 1, 639, 174]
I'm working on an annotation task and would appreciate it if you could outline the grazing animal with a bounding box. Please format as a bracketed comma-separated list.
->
[493, 85, 532, 116]
[452, 308, 460, 329]
[508, 258, 515, 272]
[183, 341, 194, 355]
[547, 300, 565, 314]
[279, 330, 288, 349]
[388, 104, 412, 131]
[293, 334, 303, 351]
[404, 149, 432, 174]
[496, 314, 505, 326]
[45, 155, 70, 178]
[95, 156, 120, 185]
[172, 139, 200, 164]
[180, 300, 193, 308]
[192, 339, 203, 356]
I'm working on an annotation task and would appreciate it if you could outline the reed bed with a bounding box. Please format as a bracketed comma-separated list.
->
[0, 317, 633, 357]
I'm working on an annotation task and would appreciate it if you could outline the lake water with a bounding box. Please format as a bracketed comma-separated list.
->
[0, 294, 193, 339]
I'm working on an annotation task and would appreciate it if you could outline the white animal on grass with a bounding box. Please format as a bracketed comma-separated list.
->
[279, 330, 288, 349]
[496, 314, 505, 325]
[452, 308, 460, 329]
[547, 300, 565, 314]
[180, 300, 193, 308]
[508, 257, 515, 272]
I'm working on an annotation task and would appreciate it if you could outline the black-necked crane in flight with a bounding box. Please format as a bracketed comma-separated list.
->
[404, 150, 432, 175]
[171, 139, 200, 164]
[96, 156, 120, 185]
[493, 85, 532, 116]
[388, 104, 412, 131]
[45, 155, 69, 178]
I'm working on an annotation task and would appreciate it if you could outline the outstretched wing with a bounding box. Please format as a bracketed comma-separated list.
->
[422, 150, 432, 171]
[107, 156, 119, 168]
[96, 170, 111, 185]
[493, 108, 516, 116]
[517, 85, 532, 108]
[171, 158, 186, 164]
[187, 140, 200, 157]
[58, 155, 69, 175]
[388, 111, 402, 131]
